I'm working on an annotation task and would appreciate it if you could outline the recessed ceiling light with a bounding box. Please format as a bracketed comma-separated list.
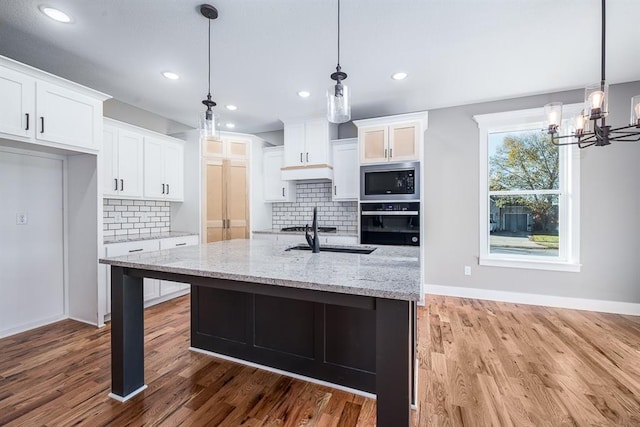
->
[225, 123, 235, 129]
[297, 91, 311, 98]
[39, 6, 72, 23]
[225, 105, 238, 111]
[161, 71, 179, 80]
[391, 72, 408, 81]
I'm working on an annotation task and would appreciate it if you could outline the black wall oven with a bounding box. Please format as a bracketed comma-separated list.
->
[360, 202, 420, 246]
[360, 161, 420, 201]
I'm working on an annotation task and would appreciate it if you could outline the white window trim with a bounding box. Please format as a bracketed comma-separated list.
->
[474, 105, 581, 272]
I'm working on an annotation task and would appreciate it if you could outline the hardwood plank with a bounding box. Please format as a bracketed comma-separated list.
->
[1, 294, 639, 426]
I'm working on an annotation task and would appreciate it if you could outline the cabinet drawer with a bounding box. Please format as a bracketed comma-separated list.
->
[105, 239, 160, 256]
[160, 235, 199, 250]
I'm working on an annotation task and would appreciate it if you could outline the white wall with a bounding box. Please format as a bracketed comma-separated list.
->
[423, 81, 640, 309]
[0, 149, 65, 337]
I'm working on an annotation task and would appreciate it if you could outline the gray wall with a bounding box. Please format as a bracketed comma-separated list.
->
[423, 81, 640, 304]
[104, 99, 192, 135]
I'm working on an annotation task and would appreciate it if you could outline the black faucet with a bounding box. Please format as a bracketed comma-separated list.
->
[305, 207, 320, 253]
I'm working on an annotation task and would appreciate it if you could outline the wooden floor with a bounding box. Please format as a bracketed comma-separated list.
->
[1, 296, 639, 426]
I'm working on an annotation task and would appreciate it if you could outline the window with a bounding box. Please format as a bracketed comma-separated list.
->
[475, 105, 581, 272]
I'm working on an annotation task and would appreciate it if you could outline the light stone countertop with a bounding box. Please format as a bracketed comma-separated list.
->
[104, 231, 198, 244]
[100, 239, 420, 301]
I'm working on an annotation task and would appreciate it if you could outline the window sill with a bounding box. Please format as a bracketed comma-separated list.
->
[479, 257, 581, 272]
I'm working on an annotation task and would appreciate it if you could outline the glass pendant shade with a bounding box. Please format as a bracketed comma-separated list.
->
[631, 95, 640, 126]
[573, 113, 587, 134]
[584, 83, 609, 119]
[199, 109, 220, 141]
[544, 102, 563, 131]
[327, 82, 350, 123]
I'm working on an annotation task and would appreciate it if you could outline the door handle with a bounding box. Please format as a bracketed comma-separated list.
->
[162, 183, 165, 194]
[25, 113, 29, 131]
[114, 178, 118, 191]
[40, 117, 45, 134]
[120, 179, 124, 191]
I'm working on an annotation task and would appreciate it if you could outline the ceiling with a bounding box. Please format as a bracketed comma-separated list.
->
[1, 0, 639, 135]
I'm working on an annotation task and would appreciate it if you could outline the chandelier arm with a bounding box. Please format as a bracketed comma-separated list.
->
[579, 141, 597, 149]
[608, 123, 640, 133]
[550, 135, 585, 146]
[608, 134, 640, 142]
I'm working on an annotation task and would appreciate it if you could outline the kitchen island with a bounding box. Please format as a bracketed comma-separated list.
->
[100, 239, 420, 426]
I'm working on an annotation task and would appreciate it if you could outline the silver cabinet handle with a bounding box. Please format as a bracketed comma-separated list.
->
[334, 185, 337, 195]
[128, 248, 143, 253]
[25, 113, 29, 131]
[40, 117, 44, 134]
[282, 187, 285, 197]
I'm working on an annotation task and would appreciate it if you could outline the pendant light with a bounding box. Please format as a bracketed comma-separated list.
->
[327, 0, 351, 123]
[199, 4, 221, 141]
[544, 0, 640, 148]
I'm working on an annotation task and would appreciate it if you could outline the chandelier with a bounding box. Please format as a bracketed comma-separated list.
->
[545, 0, 640, 148]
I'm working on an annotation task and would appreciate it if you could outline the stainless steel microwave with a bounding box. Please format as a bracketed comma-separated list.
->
[360, 161, 420, 201]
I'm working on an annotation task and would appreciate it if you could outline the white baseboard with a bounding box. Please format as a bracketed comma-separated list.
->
[68, 316, 99, 327]
[425, 284, 640, 316]
[0, 314, 68, 339]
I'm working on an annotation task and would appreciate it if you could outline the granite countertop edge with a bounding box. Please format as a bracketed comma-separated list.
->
[252, 229, 358, 237]
[98, 258, 419, 301]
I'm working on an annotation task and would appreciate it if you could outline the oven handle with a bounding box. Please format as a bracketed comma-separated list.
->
[361, 211, 419, 216]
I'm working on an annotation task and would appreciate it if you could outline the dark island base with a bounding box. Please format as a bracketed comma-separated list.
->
[192, 286, 378, 393]
[110, 267, 416, 427]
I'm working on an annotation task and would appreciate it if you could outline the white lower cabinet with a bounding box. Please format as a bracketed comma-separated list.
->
[103, 235, 198, 321]
[158, 235, 199, 295]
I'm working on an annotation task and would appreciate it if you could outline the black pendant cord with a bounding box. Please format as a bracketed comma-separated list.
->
[337, 0, 341, 69]
[208, 18, 211, 96]
[600, 0, 606, 89]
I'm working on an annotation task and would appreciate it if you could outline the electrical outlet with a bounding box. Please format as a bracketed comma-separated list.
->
[464, 266, 471, 276]
[16, 212, 28, 225]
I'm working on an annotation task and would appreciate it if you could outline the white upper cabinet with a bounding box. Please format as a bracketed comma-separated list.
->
[35, 81, 101, 150]
[263, 146, 296, 202]
[331, 138, 359, 201]
[0, 58, 108, 152]
[0, 66, 35, 139]
[353, 112, 428, 165]
[144, 136, 184, 201]
[281, 118, 337, 180]
[102, 123, 144, 198]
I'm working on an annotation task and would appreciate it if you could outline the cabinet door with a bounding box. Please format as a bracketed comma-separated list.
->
[360, 126, 389, 164]
[283, 122, 305, 166]
[102, 126, 119, 197]
[158, 236, 198, 296]
[0, 66, 35, 138]
[225, 159, 249, 240]
[117, 130, 144, 198]
[35, 81, 99, 150]
[164, 140, 184, 201]
[332, 142, 359, 201]
[263, 148, 288, 202]
[304, 120, 329, 165]
[204, 158, 225, 243]
[389, 122, 419, 161]
[225, 139, 248, 160]
[143, 137, 165, 199]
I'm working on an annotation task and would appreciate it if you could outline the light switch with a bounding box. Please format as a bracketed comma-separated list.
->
[16, 212, 28, 225]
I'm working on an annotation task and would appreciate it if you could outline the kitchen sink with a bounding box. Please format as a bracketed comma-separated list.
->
[285, 245, 376, 254]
